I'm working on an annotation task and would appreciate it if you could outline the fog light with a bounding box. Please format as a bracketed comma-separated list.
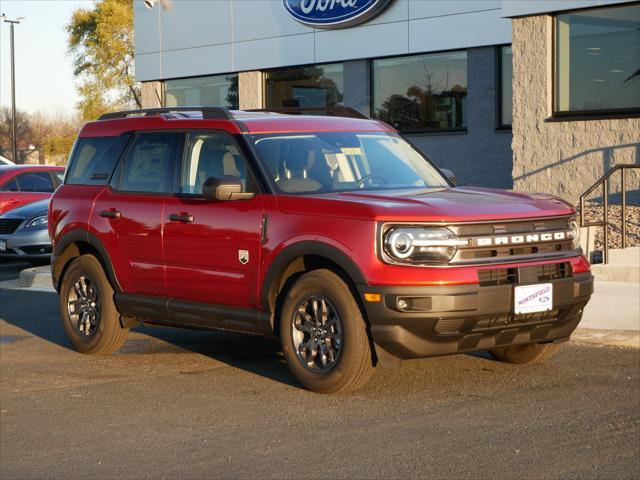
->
[397, 298, 408, 310]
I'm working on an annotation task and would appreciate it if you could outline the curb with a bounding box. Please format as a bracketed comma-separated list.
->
[572, 328, 640, 349]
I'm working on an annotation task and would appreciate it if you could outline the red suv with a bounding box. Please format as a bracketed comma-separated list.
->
[0, 164, 65, 214]
[49, 107, 593, 393]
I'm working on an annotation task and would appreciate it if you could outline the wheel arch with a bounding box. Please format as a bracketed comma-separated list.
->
[52, 230, 121, 293]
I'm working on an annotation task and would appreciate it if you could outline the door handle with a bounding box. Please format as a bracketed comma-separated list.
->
[169, 213, 194, 223]
[100, 209, 121, 219]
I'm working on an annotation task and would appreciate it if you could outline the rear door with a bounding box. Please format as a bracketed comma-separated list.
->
[91, 131, 184, 296]
[162, 130, 264, 308]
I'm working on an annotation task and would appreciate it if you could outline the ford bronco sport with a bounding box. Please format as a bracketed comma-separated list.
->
[49, 107, 593, 393]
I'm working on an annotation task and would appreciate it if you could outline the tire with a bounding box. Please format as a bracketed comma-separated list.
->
[279, 269, 374, 393]
[59, 254, 128, 354]
[489, 343, 560, 364]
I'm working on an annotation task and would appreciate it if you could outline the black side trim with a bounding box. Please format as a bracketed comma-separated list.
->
[260, 241, 367, 309]
[52, 229, 122, 293]
[114, 293, 268, 335]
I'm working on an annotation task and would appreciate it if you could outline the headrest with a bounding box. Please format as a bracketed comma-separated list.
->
[281, 139, 313, 172]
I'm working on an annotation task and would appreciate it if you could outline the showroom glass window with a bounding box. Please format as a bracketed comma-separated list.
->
[498, 46, 513, 128]
[164, 74, 239, 109]
[264, 63, 344, 108]
[372, 51, 467, 132]
[555, 4, 640, 114]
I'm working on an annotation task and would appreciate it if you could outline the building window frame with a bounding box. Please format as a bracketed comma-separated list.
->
[370, 48, 469, 135]
[496, 44, 513, 130]
[550, 3, 640, 121]
[163, 72, 239, 109]
[263, 62, 345, 110]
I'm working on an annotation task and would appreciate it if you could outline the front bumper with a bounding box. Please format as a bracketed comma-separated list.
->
[0, 228, 52, 260]
[358, 272, 593, 359]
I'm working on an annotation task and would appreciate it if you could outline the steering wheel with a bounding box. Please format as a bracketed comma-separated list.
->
[355, 175, 387, 188]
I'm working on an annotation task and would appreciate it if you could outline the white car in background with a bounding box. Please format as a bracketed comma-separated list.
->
[0, 156, 15, 166]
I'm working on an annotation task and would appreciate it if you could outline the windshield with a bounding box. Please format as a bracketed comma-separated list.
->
[251, 132, 449, 194]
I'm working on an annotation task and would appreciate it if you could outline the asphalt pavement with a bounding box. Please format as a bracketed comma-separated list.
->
[1, 261, 639, 479]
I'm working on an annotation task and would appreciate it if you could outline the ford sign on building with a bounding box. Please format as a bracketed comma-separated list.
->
[134, 0, 640, 203]
[283, 0, 393, 29]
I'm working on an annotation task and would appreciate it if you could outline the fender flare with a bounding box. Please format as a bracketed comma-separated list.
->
[260, 240, 367, 310]
[52, 229, 122, 293]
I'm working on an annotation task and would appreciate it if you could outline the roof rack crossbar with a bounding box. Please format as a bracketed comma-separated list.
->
[98, 106, 234, 121]
[246, 106, 370, 120]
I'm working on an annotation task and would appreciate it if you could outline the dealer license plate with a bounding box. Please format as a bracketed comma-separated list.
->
[0, 239, 6, 252]
[514, 283, 553, 314]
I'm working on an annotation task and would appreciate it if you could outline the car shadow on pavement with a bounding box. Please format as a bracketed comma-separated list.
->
[0, 287, 300, 388]
[130, 325, 300, 388]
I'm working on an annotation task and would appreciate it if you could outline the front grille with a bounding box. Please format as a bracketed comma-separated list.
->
[0, 219, 22, 235]
[478, 262, 572, 287]
[21, 245, 52, 255]
[449, 216, 576, 264]
[434, 307, 571, 335]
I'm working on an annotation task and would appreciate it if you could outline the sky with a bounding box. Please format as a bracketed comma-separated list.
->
[0, 0, 91, 116]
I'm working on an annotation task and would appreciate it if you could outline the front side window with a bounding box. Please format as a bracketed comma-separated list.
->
[265, 63, 344, 109]
[251, 132, 449, 194]
[180, 132, 255, 195]
[555, 4, 640, 114]
[118, 132, 184, 194]
[15, 172, 55, 192]
[164, 74, 239, 109]
[373, 51, 468, 132]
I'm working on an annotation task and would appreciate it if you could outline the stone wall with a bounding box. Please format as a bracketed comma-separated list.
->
[511, 15, 640, 205]
[141, 81, 162, 108]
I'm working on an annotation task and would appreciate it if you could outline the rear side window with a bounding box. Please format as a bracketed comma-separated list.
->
[66, 134, 131, 185]
[118, 132, 184, 194]
[1, 178, 19, 191]
[15, 172, 55, 192]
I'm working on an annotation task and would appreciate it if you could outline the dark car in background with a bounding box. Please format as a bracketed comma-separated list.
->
[0, 165, 65, 215]
[0, 199, 52, 264]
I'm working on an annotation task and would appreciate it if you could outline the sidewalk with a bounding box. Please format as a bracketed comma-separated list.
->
[2, 266, 639, 347]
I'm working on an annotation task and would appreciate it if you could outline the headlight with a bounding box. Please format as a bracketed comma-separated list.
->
[24, 215, 48, 229]
[569, 218, 581, 250]
[382, 226, 468, 264]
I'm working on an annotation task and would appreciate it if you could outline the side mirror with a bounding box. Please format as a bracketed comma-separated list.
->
[202, 177, 255, 201]
[440, 168, 456, 186]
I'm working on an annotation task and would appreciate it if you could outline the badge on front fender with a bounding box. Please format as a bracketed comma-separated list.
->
[238, 250, 249, 265]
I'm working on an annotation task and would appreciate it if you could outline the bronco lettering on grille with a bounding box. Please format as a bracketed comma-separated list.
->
[474, 231, 572, 247]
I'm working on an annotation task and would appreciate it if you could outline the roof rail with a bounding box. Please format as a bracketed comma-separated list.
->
[98, 106, 234, 121]
[247, 106, 370, 120]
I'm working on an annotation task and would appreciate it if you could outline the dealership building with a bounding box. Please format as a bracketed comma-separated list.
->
[134, 0, 639, 203]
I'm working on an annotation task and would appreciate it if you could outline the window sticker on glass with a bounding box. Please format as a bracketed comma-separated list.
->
[341, 147, 363, 156]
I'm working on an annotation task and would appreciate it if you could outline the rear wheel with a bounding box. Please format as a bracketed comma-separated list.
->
[60, 255, 128, 354]
[280, 269, 374, 393]
[489, 343, 559, 364]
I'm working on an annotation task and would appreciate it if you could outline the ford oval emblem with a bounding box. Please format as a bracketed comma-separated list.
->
[283, 0, 392, 29]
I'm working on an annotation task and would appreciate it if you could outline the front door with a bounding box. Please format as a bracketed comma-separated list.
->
[162, 131, 264, 309]
[91, 131, 184, 296]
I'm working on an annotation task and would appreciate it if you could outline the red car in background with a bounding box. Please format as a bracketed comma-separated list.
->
[0, 165, 65, 215]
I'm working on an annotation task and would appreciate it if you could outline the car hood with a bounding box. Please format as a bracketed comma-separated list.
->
[276, 187, 575, 222]
[1, 198, 50, 219]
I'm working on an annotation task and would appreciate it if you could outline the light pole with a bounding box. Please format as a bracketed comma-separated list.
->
[1, 14, 25, 164]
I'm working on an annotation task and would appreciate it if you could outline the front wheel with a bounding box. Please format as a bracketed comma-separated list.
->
[279, 269, 374, 393]
[59, 254, 128, 354]
[489, 343, 560, 364]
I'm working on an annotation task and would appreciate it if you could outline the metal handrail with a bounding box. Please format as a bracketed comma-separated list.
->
[579, 164, 639, 263]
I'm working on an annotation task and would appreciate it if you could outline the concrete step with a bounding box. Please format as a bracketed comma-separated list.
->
[607, 246, 640, 266]
[590, 263, 639, 283]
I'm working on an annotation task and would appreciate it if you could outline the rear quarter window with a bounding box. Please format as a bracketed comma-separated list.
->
[66, 134, 131, 185]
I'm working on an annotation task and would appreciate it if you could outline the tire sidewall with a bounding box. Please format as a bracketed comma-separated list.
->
[60, 255, 118, 353]
[280, 270, 370, 392]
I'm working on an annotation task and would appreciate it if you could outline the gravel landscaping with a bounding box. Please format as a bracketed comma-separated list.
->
[581, 204, 640, 250]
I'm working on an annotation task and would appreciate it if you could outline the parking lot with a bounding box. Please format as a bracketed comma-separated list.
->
[1, 260, 639, 479]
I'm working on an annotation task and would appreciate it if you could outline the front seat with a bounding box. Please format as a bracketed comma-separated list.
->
[276, 140, 322, 193]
